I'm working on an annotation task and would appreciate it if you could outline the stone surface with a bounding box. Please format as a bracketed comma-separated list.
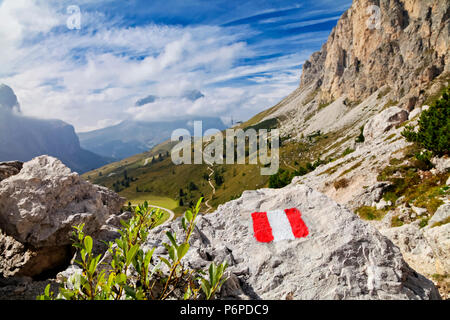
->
[429, 203, 450, 227]
[300, 0, 449, 106]
[145, 183, 440, 300]
[423, 224, 450, 275]
[0, 161, 23, 182]
[0, 230, 72, 278]
[431, 156, 450, 174]
[408, 107, 422, 120]
[380, 223, 437, 278]
[363, 107, 409, 142]
[0, 156, 125, 248]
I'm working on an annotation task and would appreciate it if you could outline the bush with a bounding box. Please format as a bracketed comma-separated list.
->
[37, 199, 228, 300]
[333, 178, 349, 190]
[402, 89, 449, 156]
[355, 126, 365, 143]
[269, 168, 293, 189]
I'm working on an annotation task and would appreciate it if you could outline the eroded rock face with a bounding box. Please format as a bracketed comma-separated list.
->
[146, 183, 441, 300]
[300, 0, 449, 107]
[0, 156, 125, 248]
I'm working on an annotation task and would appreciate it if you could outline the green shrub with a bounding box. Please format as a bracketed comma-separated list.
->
[37, 199, 228, 300]
[355, 126, 365, 143]
[402, 89, 449, 156]
[269, 168, 293, 189]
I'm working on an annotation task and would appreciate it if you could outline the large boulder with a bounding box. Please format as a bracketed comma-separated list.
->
[146, 183, 440, 300]
[363, 107, 409, 142]
[0, 156, 125, 248]
[0, 156, 125, 278]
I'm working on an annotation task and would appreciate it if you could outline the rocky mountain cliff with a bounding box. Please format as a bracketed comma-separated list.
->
[0, 84, 111, 173]
[301, 0, 449, 107]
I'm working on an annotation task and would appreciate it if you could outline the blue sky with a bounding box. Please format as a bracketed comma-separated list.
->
[0, 0, 352, 132]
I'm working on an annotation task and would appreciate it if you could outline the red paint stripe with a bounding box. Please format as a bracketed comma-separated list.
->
[284, 208, 309, 238]
[251, 212, 274, 243]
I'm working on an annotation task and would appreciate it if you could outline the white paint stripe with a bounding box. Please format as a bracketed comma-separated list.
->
[266, 210, 295, 242]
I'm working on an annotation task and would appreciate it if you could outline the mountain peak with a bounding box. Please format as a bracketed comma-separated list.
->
[300, 0, 449, 108]
[0, 84, 21, 114]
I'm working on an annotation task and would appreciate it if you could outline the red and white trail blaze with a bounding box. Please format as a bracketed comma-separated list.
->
[251, 208, 309, 243]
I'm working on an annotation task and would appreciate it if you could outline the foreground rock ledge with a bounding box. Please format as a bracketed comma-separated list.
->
[147, 183, 441, 300]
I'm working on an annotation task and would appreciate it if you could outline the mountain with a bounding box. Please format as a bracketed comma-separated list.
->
[78, 117, 227, 160]
[0, 84, 111, 174]
[83, 0, 449, 296]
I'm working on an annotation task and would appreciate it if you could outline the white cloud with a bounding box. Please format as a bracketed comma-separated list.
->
[0, 0, 322, 132]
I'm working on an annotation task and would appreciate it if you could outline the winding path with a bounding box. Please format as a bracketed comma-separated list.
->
[203, 154, 216, 213]
[149, 205, 175, 226]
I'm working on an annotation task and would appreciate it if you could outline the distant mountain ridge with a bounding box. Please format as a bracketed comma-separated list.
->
[78, 117, 227, 160]
[0, 84, 111, 174]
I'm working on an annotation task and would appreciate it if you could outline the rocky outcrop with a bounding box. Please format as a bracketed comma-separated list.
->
[301, 0, 449, 108]
[0, 156, 125, 278]
[0, 161, 23, 182]
[363, 106, 409, 142]
[146, 183, 440, 300]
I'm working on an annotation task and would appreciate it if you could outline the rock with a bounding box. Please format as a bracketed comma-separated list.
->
[0, 156, 125, 248]
[422, 105, 431, 112]
[380, 223, 437, 278]
[423, 224, 450, 275]
[348, 182, 392, 209]
[300, 0, 449, 104]
[145, 183, 440, 300]
[428, 203, 450, 227]
[0, 156, 126, 278]
[0, 161, 23, 182]
[431, 156, 450, 174]
[411, 206, 428, 217]
[408, 107, 422, 121]
[0, 230, 72, 278]
[364, 107, 409, 142]
[376, 199, 391, 210]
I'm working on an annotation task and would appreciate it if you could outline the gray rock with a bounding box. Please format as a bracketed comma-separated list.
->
[408, 108, 422, 121]
[424, 224, 450, 275]
[0, 156, 125, 248]
[145, 183, 440, 300]
[0, 161, 23, 182]
[364, 107, 409, 142]
[349, 182, 392, 209]
[431, 156, 450, 174]
[428, 203, 450, 227]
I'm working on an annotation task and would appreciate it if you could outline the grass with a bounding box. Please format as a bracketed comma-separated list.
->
[431, 217, 450, 228]
[125, 194, 178, 210]
[391, 215, 404, 227]
[339, 160, 363, 177]
[382, 99, 398, 110]
[356, 206, 387, 221]
[333, 178, 349, 190]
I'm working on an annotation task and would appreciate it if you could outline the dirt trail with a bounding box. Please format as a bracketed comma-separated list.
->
[203, 155, 215, 213]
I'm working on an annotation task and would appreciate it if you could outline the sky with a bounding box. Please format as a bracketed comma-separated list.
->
[0, 0, 352, 132]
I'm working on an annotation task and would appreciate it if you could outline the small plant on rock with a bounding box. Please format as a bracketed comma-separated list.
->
[37, 199, 228, 300]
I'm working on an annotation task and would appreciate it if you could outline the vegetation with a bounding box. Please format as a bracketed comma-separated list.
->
[402, 88, 449, 157]
[356, 206, 387, 221]
[355, 126, 365, 143]
[269, 168, 294, 189]
[37, 199, 228, 300]
[333, 178, 349, 190]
